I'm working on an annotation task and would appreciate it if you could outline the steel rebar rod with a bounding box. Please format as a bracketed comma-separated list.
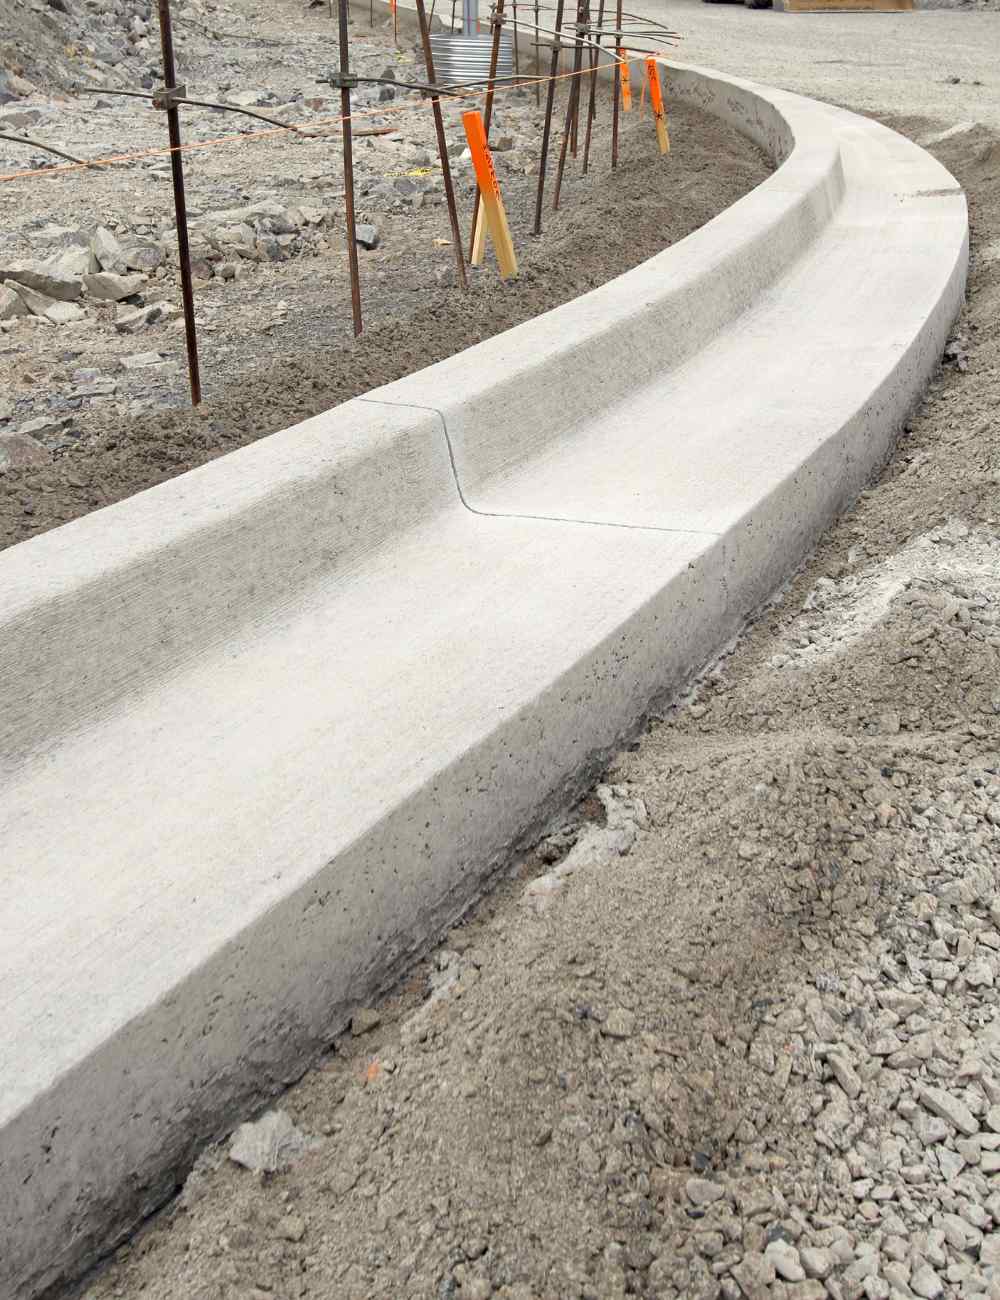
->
[155, 0, 201, 406]
[553, 0, 586, 203]
[581, 0, 604, 174]
[414, 0, 468, 289]
[336, 0, 363, 335]
[531, 0, 566, 235]
[0, 132, 102, 169]
[611, 0, 623, 169]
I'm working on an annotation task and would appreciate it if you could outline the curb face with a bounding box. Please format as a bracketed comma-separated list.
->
[0, 64, 967, 1300]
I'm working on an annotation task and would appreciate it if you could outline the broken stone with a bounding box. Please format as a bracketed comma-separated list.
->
[910, 1263, 944, 1299]
[115, 302, 180, 333]
[120, 351, 165, 370]
[122, 238, 165, 272]
[0, 432, 51, 472]
[11, 283, 85, 323]
[731, 1252, 776, 1300]
[355, 223, 380, 250]
[765, 1240, 805, 1282]
[0, 285, 28, 320]
[228, 1109, 313, 1173]
[828, 1051, 862, 1100]
[46, 246, 98, 278]
[45, 300, 87, 325]
[84, 271, 145, 301]
[602, 1007, 636, 1040]
[919, 1086, 979, 1136]
[799, 1247, 834, 1280]
[686, 1177, 726, 1206]
[1, 262, 83, 301]
[92, 226, 126, 272]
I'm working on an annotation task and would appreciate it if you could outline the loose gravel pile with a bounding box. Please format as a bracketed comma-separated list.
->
[67, 119, 1000, 1300]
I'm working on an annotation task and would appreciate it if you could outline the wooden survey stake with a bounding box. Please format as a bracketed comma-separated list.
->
[463, 109, 518, 279]
[618, 49, 632, 112]
[645, 57, 669, 154]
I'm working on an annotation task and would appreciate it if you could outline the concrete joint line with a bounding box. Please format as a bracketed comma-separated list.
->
[358, 396, 723, 538]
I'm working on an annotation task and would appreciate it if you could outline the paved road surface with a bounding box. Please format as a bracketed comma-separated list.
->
[645, 0, 1000, 128]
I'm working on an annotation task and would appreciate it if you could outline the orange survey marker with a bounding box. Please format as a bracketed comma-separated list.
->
[618, 49, 632, 112]
[645, 58, 670, 154]
[462, 109, 518, 279]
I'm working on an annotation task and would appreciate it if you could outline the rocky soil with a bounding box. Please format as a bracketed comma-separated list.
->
[0, 0, 767, 546]
[61, 118, 1000, 1300]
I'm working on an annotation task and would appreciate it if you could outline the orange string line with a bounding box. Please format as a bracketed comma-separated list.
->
[0, 47, 671, 185]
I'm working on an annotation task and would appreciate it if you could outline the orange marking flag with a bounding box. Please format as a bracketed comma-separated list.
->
[618, 49, 632, 112]
[462, 109, 518, 279]
[645, 57, 670, 154]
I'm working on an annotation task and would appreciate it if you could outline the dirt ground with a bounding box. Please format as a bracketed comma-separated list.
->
[60, 115, 1000, 1300]
[0, 0, 767, 549]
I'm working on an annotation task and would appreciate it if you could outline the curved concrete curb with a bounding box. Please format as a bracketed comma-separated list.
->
[0, 64, 967, 1299]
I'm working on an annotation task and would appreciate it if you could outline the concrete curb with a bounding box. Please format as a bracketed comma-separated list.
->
[0, 62, 967, 1300]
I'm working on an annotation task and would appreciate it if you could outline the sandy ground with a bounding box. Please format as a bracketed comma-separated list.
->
[31, 7, 1000, 1300]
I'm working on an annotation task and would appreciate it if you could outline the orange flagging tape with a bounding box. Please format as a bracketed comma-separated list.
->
[463, 108, 517, 278]
[645, 56, 669, 153]
[618, 47, 632, 112]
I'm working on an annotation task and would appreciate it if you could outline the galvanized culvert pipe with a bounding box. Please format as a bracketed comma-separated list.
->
[429, 0, 515, 84]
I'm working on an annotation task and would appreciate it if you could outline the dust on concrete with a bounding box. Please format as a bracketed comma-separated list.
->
[66, 122, 1000, 1300]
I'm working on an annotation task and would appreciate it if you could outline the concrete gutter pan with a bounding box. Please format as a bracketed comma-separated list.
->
[0, 62, 968, 1299]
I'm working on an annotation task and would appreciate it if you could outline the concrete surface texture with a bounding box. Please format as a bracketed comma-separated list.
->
[0, 60, 967, 1300]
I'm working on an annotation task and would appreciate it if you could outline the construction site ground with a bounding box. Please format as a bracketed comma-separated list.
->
[0, 0, 769, 548]
[16, 1, 1000, 1298]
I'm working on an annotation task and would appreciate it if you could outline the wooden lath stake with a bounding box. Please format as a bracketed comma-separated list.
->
[463, 109, 518, 278]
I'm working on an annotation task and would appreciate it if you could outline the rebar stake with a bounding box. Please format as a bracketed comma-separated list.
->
[552, 0, 586, 209]
[414, 0, 468, 289]
[154, 0, 201, 406]
[611, 0, 623, 168]
[531, 0, 566, 235]
[581, 0, 604, 174]
[333, 0, 363, 335]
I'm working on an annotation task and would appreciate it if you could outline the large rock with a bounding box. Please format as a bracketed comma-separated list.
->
[0, 70, 37, 105]
[91, 225, 126, 273]
[12, 283, 86, 324]
[121, 238, 165, 272]
[46, 246, 99, 278]
[83, 271, 145, 302]
[355, 223, 380, 250]
[115, 302, 180, 333]
[0, 262, 83, 302]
